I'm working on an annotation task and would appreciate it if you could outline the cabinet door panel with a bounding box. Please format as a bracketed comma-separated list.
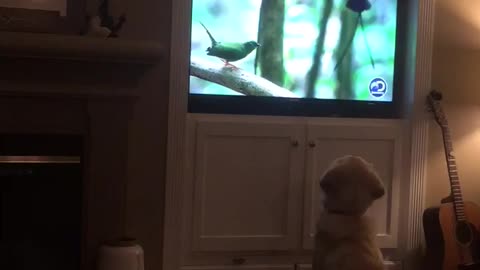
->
[182, 265, 294, 270]
[191, 121, 305, 252]
[303, 122, 402, 249]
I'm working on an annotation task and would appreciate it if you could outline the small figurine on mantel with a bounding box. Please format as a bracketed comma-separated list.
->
[85, 0, 126, 38]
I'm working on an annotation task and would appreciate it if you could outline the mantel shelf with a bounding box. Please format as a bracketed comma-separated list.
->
[0, 32, 165, 64]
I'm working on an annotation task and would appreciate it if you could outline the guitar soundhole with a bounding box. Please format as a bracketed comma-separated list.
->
[456, 221, 474, 245]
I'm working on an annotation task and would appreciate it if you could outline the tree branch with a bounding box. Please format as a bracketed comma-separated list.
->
[190, 57, 298, 97]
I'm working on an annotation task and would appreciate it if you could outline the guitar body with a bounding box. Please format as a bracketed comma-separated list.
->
[424, 201, 480, 270]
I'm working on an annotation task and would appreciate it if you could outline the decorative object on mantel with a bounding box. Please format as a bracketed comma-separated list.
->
[86, 16, 111, 38]
[97, 237, 144, 270]
[85, 0, 126, 38]
[0, 1, 86, 34]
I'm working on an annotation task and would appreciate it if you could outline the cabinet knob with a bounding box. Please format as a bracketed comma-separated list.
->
[309, 141, 316, 148]
[291, 140, 299, 147]
[232, 257, 246, 265]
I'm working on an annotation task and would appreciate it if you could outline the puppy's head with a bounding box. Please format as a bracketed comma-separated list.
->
[319, 155, 385, 216]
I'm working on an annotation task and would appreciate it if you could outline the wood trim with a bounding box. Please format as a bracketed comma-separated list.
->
[163, 0, 191, 269]
[407, 122, 429, 250]
[0, 155, 80, 163]
[406, 0, 436, 260]
[84, 100, 132, 270]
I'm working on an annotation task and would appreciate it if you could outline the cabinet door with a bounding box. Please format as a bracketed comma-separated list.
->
[181, 265, 294, 270]
[189, 120, 305, 252]
[303, 120, 403, 249]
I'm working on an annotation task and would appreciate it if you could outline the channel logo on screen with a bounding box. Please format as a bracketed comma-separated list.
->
[369, 77, 387, 98]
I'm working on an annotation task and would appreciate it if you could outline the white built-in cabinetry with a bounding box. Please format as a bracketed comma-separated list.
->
[181, 114, 404, 269]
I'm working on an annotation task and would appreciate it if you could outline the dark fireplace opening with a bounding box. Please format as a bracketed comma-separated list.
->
[0, 134, 83, 270]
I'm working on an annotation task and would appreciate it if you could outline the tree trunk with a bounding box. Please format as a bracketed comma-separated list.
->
[335, 10, 357, 100]
[254, 0, 285, 87]
[305, 0, 334, 98]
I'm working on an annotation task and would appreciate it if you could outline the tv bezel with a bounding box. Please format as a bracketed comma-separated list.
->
[188, 0, 409, 119]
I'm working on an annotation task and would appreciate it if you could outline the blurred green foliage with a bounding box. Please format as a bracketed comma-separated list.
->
[190, 0, 398, 102]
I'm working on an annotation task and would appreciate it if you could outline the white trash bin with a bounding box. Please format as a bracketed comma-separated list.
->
[97, 238, 144, 270]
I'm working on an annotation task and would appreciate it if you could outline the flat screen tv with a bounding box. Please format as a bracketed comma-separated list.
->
[188, 0, 407, 118]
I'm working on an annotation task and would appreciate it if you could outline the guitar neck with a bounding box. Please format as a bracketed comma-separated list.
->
[441, 123, 466, 221]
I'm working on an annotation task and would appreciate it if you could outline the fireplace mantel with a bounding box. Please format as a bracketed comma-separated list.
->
[0, 32, 164, 64]
[0, 32, 165, 98]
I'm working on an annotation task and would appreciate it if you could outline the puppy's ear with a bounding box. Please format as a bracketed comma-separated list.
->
[319, 170, 336, 194]
[363, 162, 385, 199]
[371, 176, 385, 199]
[372, 186, 385, 199]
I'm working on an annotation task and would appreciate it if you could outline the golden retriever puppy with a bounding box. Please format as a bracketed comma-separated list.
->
[312, 155, 385, 270]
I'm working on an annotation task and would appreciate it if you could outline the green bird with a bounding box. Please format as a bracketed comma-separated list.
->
[199, 22, 260, 69]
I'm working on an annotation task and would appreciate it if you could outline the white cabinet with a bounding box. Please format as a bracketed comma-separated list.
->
[181, 265, 294, 270]
[296, 261, 402, 270]
[186, 119, 305, 252]
[183, 114, 404, 266]
[296, 265, 311, 270]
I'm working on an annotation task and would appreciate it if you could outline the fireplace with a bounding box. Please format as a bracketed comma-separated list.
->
[0, 30, 165, 269]
[0, 134, 83, 270]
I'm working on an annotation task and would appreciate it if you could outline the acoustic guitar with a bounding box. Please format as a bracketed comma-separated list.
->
[423, 90, 480, 270]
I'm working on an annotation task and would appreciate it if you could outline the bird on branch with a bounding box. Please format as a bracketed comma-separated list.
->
[199, 22, 260, 69]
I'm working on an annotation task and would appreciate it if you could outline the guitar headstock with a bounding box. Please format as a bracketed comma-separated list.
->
[426, 90, 447, 127]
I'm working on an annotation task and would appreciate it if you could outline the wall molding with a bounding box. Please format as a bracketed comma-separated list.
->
[163, 0, 191, 269]
[405, 0, 436, 266]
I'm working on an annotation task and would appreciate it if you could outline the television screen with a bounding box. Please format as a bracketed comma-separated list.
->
[189, 0, 400, 116]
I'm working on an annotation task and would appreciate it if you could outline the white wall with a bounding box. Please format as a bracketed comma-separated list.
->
[427, 0, 480, 208]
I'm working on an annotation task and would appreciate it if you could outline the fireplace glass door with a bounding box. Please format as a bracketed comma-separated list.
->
[0, 135, 83, 270]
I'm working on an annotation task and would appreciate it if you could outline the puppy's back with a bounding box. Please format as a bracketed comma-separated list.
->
[323, 239, 384, 270]
[313, 213, 384, 270]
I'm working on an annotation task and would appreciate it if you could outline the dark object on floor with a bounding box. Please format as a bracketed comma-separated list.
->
[423, 207, 445, 270]
[458, 263, 480, 270]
